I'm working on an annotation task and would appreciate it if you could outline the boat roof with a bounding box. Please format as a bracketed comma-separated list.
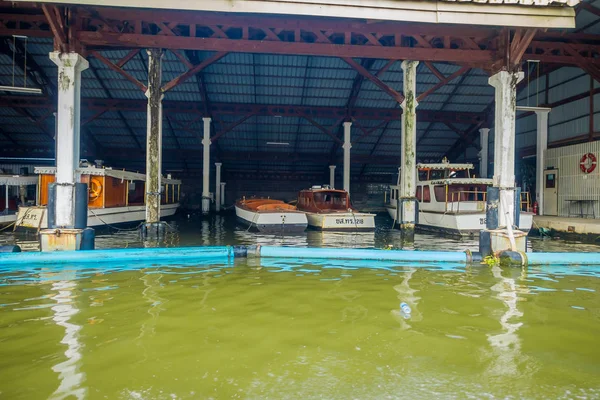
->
[0, 175, 38, 186]
[417, 162, 474, 171]
[300, 187, 347, 194]
[34, 166, 182, 185]
[428, 178, 493, 185]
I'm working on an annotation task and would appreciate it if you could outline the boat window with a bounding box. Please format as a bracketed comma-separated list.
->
[423, 186, 431, 203]
[434, 185, 446, 202]
[314, 192, 347, 209]
[416, 186, 422, 202]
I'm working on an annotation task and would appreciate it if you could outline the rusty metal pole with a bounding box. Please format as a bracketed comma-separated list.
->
[399, 60, 419, 243]
[144, 48, 164, 226]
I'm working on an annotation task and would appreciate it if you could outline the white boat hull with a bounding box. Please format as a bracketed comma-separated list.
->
[386, 206, 533, 236]
[305, 212, 375, 231]
[235, 205, 307, 233]
[0, 213, 17, 227]
[17, 204, 179, 229]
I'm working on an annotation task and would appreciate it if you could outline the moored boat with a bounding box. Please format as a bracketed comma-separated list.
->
[18, 165, 181, 229]
[386, 160, 533, 236]
[297, 186, 375, 231]
[0, 173, 38, 228]
[235, 198, 308, 233]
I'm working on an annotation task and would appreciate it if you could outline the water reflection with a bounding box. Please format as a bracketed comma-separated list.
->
[49, 278, 86, 400]
[486, 266, 526, 378]
[392, 268, 422, 330]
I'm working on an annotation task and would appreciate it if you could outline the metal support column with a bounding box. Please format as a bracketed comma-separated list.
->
[220, 182, 226, 207]
[215, 162, 222, 212]
[329, 165, 336, 188]
[202, 117, 212, 214]
[399, 60, 419, 242]
[535, 109, 550, 216]
[479, 127, 490, 178]
[343, 122, 352, 196]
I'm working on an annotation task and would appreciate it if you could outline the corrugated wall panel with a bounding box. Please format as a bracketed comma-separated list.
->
[545, 141, 600, 218]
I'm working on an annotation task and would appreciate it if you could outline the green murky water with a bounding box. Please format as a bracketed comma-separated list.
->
[1, 213, 600, 399]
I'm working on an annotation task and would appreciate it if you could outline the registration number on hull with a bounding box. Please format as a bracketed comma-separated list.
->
[335, 218, 364, 225]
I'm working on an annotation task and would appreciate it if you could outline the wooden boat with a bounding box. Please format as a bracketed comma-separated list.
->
[386, 160, 533, 236]
[0, 174, 38, 228]
[297, 186, 375, 231]
[235, 198, 308, 233]
[18, 165, 181, 229]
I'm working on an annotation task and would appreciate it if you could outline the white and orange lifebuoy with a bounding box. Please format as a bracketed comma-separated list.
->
[580, 153, 597, 174]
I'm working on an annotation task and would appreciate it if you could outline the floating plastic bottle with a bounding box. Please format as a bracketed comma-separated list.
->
[400, 302, 411, 315]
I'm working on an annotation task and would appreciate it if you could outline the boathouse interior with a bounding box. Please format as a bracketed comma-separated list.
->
[0, 1, 598, 216]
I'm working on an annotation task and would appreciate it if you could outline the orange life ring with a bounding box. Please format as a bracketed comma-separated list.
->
[580, 153, 597, 174]
[89, 177, 103, 201]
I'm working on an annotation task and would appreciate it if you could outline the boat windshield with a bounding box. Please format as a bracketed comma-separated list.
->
[419, 169, 471, 181]
[313, 191, 348, 210]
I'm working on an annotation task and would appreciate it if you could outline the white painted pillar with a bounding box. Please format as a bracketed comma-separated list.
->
[215, 162, 222, 212]
[144, 49, 164, 224]
[343, 122, 352, 196]
[50, 52, 88, 228]
[220, 182, 226, 206]
[329, 165, 336, 188]
[202, 117, 212, 214]
[489, 70, 524, 228]
[400, 60, 419, 238]
[535, 110, 549, 215]
[479, 128, 490, 178]
[4, 185, 8, 212]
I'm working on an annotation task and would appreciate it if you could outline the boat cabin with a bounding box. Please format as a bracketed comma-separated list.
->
[35, 166, 181, 209]
[0, 174, 38, 216]
[388, 162, 491, 213]
[298, 186, 352, 213]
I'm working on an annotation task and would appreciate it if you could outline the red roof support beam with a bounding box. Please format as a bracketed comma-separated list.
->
[303, 116, 344, 145]
[41, 4, 67, 53]
[162, 51, 228, 92]
[342, 57, 404, 103]
[417, 66, 470, 102]
[89, 50, 148, 92]
[210, 113, 256, 142]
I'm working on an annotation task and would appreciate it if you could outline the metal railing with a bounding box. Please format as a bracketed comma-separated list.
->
[446, 190, 487, 213]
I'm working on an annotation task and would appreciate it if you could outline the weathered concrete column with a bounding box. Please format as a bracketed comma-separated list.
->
[479, 128, 490, 178]
[489, 70, 523, 229]
[144, 49, 164, 225]
[202, 118, 212, 214]
[215, 162, 222, 212]
[399, 60, 419, 241]
[329, 165, 336, 188]
[343, 122, 352, 196]
[50, 52, 89, 228]
[220, 182, 226, 206]
[535, 110, 550, 215]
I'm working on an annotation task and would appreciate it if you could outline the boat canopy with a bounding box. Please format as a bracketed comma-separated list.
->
[0, 175, 38, 186]
[34, 166, 181, 185]
[416, 163, 474, 171]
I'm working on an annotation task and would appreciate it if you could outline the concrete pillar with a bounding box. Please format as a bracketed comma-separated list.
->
[535, 110, 550, 215]
[4, 185, 8, 213]
[49, 52, 88, 228]
[329, 165, 336, 188]
[144, 49, 164, 225]
[399, 60, 419, 241]
[215, 162, 222, 212]
[220, 182, 226, 206]
[202, 117, 212, 214]
[489, 70, 524, 229]
[479, 128, 490, 178]
[342, 122, 352, 196]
